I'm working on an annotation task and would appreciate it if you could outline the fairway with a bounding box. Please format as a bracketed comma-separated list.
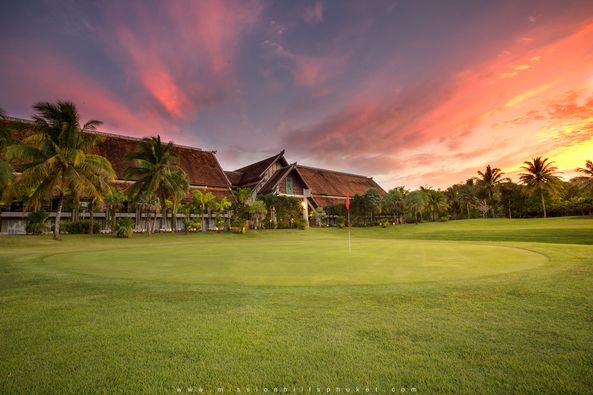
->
[42, 239, 546, 285]
[1, 217, 592, 394]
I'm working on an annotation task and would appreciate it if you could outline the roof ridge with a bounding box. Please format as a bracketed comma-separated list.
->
[2, 115, 217, 154]
[297, 164, 372, 179]
[233, 150, 285, 172]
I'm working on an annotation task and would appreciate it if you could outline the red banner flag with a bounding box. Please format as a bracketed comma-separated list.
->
[345, 193, 350, 210]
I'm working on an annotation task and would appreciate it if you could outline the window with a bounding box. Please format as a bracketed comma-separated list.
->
[285, 177, 293, 194]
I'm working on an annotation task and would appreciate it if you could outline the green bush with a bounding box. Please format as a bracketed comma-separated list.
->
[116, 218, 134, 238]
[231, 218, 248, 234]
[439, 215, 449, 222]
[294, 217, 307, 230]
[182, 218, 201, 233]
[380, 219, 390, 228]
[61, 220, 100, 234]
[26, 211, 50, 235]
[336, 215, 346, 228]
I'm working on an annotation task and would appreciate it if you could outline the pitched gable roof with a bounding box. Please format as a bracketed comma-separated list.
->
[297, 165, 386, 204]
[258, 163, 310, 195]
[231, 150, 288, 185]
[2, 117, 232, 192]
[90, 133, 231, 188]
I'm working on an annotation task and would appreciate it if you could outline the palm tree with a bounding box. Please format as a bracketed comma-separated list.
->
[384, 187, 407, 223]
[124, 136, 189, 233]
[104, 187, 126, 233]
[0, 108, 15, 203]
[405, 190, 427, 223]
[476, 165, 506, 217]
[0, 108, 15, 236]
[193, 189, 216, 231]
[426, 190, 449, 222]
[458, 181, 477, 219]
[576, 160, 593, 188]
[6, 101, 115, 240]
[519, 157, 562, 218]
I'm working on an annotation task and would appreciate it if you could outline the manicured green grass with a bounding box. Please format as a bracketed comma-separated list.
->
[1, 217, 592, 393]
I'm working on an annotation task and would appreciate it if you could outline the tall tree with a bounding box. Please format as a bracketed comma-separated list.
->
[124, 135, 189, 232]
[405, 190, 427, 223]
[476, 165, 506, 217]
[363, 188, 382, 222]
[519, 157, 562, 218]
[576, 160, 593, 189]
[6, 101, 114, 240]
[458, 180, 477, 219]
[192, 189, 216, 231]
[384, 186, 407, 223]
[426, 190, 449, 222]
[0, 108, 15, 203]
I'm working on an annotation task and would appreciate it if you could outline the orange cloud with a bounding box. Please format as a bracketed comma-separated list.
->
[284, 17, 593, 188]
[0, 49, 171, 139]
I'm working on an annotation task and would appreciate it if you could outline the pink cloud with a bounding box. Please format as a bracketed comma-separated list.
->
[282, 17, 593, 188]
[0, 48, 170, 139]
[303, 1, 324, 24]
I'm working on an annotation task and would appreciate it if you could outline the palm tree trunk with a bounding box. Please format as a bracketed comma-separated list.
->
[467, 204, 470, 219]
[53, 194, 64, 241]
[202, 206, 206, 232]
[508, 199, 512, 219]
[89, 200, 94, 236]
[540, 189, 547, 218]
[171, 205, 177, 232]
[110, 206, 117, 234]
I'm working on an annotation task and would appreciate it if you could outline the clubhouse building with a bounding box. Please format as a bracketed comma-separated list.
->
[1, 117, 385, 233]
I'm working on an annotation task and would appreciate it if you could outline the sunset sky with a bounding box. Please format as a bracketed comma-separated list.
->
[1, 0, 592, 189]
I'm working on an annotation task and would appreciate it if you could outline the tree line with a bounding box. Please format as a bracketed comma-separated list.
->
[1, 101, 592, 239]
[0, 101, 313, 240]
[324, 161, 593, 226]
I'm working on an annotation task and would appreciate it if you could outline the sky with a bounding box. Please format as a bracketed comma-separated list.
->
[1, 0, 593, 189]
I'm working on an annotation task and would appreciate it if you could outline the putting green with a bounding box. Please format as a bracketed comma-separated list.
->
[41, 239, 547, 286]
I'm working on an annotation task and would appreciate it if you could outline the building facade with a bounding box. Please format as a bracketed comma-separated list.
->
[0, 118, 385, 233]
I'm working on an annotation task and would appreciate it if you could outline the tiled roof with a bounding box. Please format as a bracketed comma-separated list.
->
[2, 118, 232, 193]
[297, 165, 386, 201]
[90, 133, 231, 189]
[311, 196, 347, 207]
[232, 150, 287, 185]
[224, 171, 243, 186]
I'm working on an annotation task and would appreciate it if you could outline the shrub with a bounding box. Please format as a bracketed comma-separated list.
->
[182, 218, 201, 233]
[214, 215, 226, 232]
[336, 215, 346, 228]
[439, 215, 449, 222]
[26, 211, 50, 235]
[116, 218, 134, 238]
[231, 218, 248, 234]
[380, 219, 390, 228]
[294, 217, 307, 230]
[61, 220, 100, 234]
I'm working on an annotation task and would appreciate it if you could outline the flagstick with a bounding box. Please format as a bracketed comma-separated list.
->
[347, 209, 351, 255]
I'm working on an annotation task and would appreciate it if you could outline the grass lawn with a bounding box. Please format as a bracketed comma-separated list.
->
[0, 217, 592, 393]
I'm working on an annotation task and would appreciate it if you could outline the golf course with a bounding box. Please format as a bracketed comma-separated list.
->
[1, 217, 592, 393]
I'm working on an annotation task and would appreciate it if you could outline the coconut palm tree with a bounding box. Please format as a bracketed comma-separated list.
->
[405, 190, 427, 223]
[124, 135, 189, 233]
[519, 157, 562, 218]
[0, 108, 15, 202]
[6, 101, 115, 240]
[426, 190, 449, 222]
[192, 189, 216, 231]
[576, 160, 593, 188]
[476, 165, 507, 217]
[0, 108, 15, 236]
[384, 186, 407, 223]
